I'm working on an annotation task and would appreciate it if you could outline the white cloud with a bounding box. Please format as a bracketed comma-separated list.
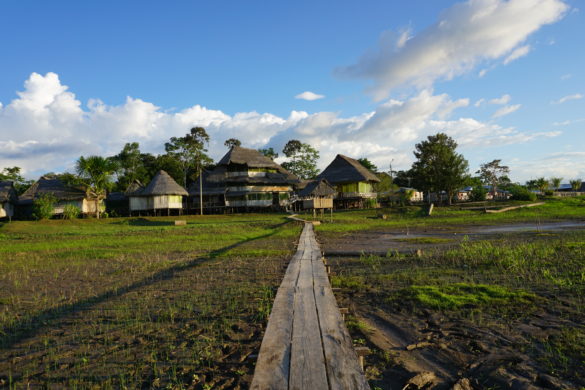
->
[560, 73, 572, 80]
[492, 104, 522, 118]
[0, 72, 561, 180]
[295, 91, 325, 101]
[489, 94, 511, 105]
[503, 45, 531, 64]
[474, 98, 485, 107]
[336, 0, 568, 100]
[551, 93, 583, 104]
[552, 118, 585, 126]
[514, 153, 585, 181]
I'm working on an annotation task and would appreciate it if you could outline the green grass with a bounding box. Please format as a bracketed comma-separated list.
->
[309, 196, 585, 236]
[400, 283, 535, 310]
[395, 237, 454, 244]
[0, 213, 301, 388]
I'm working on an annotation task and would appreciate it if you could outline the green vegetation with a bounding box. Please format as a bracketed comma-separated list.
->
[0, 213, 299, 388]
[400, 283, 535, 310]
[32, 193, 57, 220]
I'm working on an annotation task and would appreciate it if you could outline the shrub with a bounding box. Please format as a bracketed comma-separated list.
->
[364, 198, 378, 208]
[62, 204, 80, 219]
[470, 186, 487, 201]
[544, 190, 554, 197]
[509, 185, 537, 201]
[32, 194, 57, 220]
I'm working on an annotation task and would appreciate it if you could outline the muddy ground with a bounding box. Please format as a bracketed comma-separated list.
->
[320, 221, 585, 390]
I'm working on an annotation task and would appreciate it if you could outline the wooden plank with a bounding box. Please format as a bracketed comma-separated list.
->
[250, 230, 305, 390]
[309, 226, 370, 390]
[289, 242, 329, 390]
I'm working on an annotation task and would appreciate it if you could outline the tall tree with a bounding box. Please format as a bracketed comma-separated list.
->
[258, 147, 279, 160]
[165, 127, 212, 188]
[476, 159, 510, 196]
[357, 158, 378, 173]
[110, 142, 148, 190]
[570, 179, 582, 192]
[76, 156, 117, 219]
[550, 177, 563, 190]
[393, 170, 414, 188]
[281, 140, 320, 180]
[224, 138, 242, 148]
[410, 133, 469, 205]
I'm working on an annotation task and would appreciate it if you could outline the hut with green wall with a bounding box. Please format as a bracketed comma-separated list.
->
[316, 154, 380, 209]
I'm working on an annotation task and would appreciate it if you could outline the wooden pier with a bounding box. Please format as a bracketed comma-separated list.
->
[251, 223, 369, 390]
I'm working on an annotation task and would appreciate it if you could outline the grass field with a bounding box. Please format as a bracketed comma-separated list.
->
[0, 214, 300, 389]
[315, 198, 585, 389]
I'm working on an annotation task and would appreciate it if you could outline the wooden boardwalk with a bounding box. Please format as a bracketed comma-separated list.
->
[251, 223, 369, 390]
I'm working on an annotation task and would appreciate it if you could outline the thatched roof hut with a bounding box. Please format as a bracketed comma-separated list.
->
[317, 154, 380, 185]
[128, 171, 187, 214]
[17, 175, 99, 216]
[0, 181, 18, 219]
[298, 179, 336, 198]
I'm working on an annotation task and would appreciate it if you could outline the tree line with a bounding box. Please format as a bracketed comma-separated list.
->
[1, 129, 582, 209]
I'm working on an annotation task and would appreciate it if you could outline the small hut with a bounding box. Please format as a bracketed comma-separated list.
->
[18, 175, 99, 218]
[106, 181, 144, 217]
[128, 171, 187, 216]
[297, 179, 336, 211]
[0, 181, 18, 220]
[317, 154, 380, 209]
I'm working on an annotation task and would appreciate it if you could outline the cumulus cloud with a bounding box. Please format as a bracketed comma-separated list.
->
[489, 94, 511, 105]
[295, 91, 325, 101]
[336, 0, 568, 100]
[0, 72, 560, 180]
[492, 104, 522, 118]
[551, 93, 583, 104]
[552, 118, 585, 126]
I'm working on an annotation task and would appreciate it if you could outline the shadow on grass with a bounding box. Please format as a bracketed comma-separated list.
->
[0, 220, 293, 349]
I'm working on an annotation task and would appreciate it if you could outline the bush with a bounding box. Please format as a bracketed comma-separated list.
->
[509, 185, 537, 201]
[32, 194, 57, 220]
[62, 204, 80, 219]
[470, 186, 487, 201]
[544, 190, 554, 197]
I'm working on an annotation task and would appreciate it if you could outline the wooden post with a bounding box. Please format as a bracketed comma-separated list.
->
[199, 167, 203, 216]
[339, 307, 349, 321]
[354, 347, 371, 372]
[427, 203, 434, 216]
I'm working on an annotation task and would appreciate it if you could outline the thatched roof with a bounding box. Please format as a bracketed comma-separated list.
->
[218, 146, 299, 183]
[298, 179, 336, 198]
[0, 181, 18, 203]
[134, 170, 188, 197]
[19, 176, 87, 205]
[317, 154, 380, 184]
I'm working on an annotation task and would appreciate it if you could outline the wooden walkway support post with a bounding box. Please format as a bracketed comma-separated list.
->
[251, 223, 369, 390]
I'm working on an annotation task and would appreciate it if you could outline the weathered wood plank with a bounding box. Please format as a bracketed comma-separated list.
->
[250, 233, 304, 389]
[289, 245, 328, 389]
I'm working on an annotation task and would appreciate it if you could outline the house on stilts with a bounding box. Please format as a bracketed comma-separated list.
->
[317, 154, 380, 209]
[128, 170, 188, 216]
[189, 146, 299, 213]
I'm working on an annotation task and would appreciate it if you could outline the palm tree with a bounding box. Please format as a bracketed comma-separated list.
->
[76, 156, 117, 219]
[570, 179, 582, 192]
[550, 177, 563, 191]
[535, 177, 550, 194]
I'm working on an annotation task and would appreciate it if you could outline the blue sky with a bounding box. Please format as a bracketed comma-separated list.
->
[0, 0, 583, 182]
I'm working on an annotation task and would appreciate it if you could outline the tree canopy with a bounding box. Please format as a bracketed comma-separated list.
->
[281, 140, 320, 180]
[357, 158, 378, 173]
[410, 133, 469, 204]
[164, 127, 212, 187]
[224, 138, 241, 148]
[76, 155, 117, 218]
[258, 147, 278, 160]
[476, 159, 510, 194]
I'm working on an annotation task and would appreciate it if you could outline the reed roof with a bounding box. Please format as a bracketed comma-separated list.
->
[0, 181, 18, 203]
[135, 170, 188, 197]
[298, 179, 336, 197]
[19, 176, 87, 205]
[317, 154, 380, 184]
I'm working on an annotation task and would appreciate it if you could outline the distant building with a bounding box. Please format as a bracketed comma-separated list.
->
[296, 178, 336, 211]
[317, 154, 380, 208]
[18, 175, 100, 218]
[189, 146, 299, 211]
[128, 170, 187, 216]
[0, 181, 18, 220]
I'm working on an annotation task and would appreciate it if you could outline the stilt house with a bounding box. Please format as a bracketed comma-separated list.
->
[17, 175, 101, 217]
[128, 170, 187, 215]
[106, 180, 144, 216]
[0, 181, 18, 220]
[317, 154, 380, 208]
[190, 146, 299, 212]
[296, 178, 336, 211]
